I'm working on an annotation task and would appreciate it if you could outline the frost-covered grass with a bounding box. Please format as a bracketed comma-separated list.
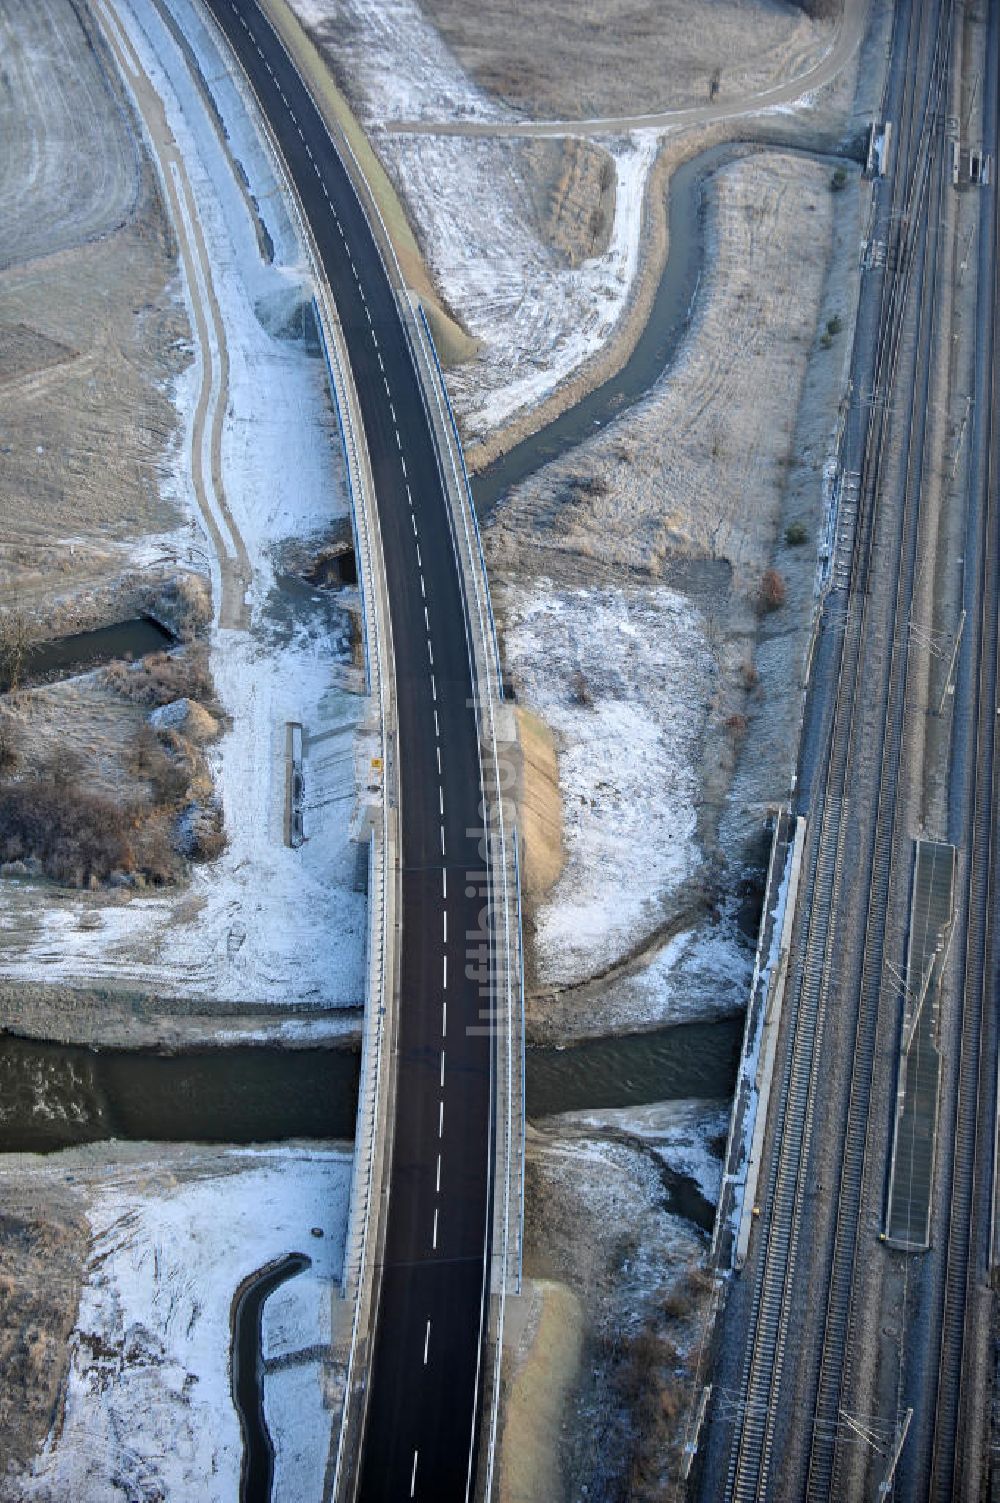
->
[502, 580, 713, 986]
[381, 127, 656, 441]
[291, 0, 658, 439]
[8, 1145, 351, 1503]
[548, 1099, 730, 1205]
[0, 0, 366, 1013]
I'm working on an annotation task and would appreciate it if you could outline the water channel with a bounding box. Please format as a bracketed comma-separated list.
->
[0, 1017, 741, 1154]
[2, 133, 778, 1497]
[472, 140, 761, 518]
[1, 616, 175, 692]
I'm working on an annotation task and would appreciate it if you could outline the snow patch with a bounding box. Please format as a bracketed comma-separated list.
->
[503, 580, 713, 985]
[0, 0, 367, 1012]
[15, 1146, 351, 1502]
[299, 0, 658, 437]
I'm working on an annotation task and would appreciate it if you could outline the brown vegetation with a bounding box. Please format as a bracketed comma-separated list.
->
[153, 573, 213, 640]
[0, 650, 224, 887]
[0, 779, 137, 888]
[0, 610, 31, 692]
[758, 567, 787, 613]
[0, 1202, 87, 1473]
[0, 711, 20, 774]
[103, 646, 216, 709]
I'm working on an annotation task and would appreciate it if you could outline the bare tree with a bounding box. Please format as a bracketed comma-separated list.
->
[0, 610, 31, 692]
[0, 712, 19, 775]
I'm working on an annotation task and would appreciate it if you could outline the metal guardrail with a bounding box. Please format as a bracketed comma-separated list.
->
[190, 7, 524, 1496]
[186, 13, 401, 1498]
[399, 292, 525, 1502]
[415, 304, 505, 693]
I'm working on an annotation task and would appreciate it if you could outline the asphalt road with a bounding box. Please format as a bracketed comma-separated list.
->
[202, 3, 494, 1497]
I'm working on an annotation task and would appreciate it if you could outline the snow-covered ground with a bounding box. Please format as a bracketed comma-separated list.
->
[391, 129, 657, 440]
[502, 580, 714, 986]
[548, 1099, 729, 1205]
[0, 0, 367, 1013]
[293, 0, 658, 440]
[8, 1144, 351, 1502]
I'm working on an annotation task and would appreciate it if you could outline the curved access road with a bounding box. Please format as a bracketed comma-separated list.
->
[202, 3, 496, 1498]
[385, 0, 868, 138]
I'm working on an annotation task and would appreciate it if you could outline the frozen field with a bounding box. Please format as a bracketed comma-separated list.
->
[501, 580, 713, 986]
[0, 0, 367, 1018]
[3, 1144, 351, 1503]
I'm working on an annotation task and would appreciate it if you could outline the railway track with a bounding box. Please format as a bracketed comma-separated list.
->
[927, 5, 1000, 1491]
[720, 2, 955, 1496]
[808, 5, 956, 1495]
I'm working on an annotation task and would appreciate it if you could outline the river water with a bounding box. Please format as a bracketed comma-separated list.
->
[0, 138, 760, 1152]
[0, 1016, 741, 1154]
[472, 140, 760, 517]
[2, 617, 175, 692]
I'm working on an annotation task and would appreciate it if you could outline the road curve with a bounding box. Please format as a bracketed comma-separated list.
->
[384, 0, 869, 138]
[202, 3, 496, 1498]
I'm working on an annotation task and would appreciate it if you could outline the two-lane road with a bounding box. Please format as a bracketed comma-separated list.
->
[202, 2, 495, 1496]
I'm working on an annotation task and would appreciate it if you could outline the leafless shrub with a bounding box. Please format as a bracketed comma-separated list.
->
[187, 801, 226, 863]
[569, 669, 594, 707]
[0, 713, 20, 774]
[0, 610, 31, 692]
[130, 811, 185, 886]
[758, 567, 787, 613]
[104, 647, 215, 709]
[38, 745, 85, 790]
[0, 781, 135, 888]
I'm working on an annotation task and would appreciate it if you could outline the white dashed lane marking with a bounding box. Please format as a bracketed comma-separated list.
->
[423, 1321, 431, 1365]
